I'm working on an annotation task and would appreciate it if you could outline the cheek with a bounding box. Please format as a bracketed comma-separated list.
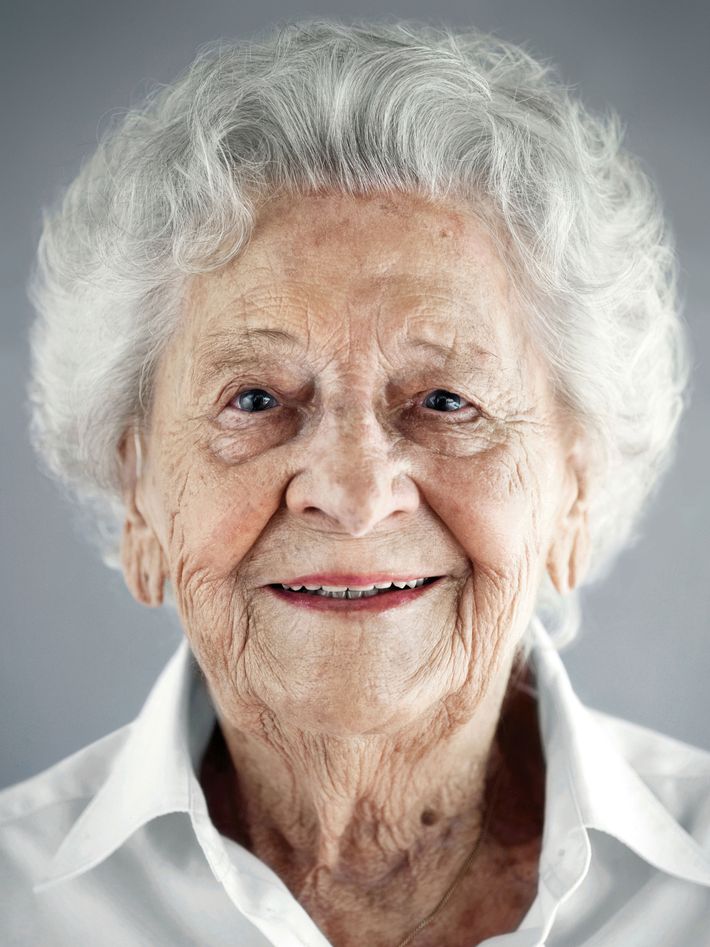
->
[161, 452, 287, 581]
[160, 453, 291, 698]
[419, 441, 553, 575]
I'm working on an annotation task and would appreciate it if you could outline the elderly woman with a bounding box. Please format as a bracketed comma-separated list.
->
[2, 18, 709, 947]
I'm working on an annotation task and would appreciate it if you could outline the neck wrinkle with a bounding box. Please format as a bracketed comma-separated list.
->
[201, 686, 518, 895]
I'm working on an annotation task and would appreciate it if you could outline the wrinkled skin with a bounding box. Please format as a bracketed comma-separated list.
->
[119, 190, 591, 946]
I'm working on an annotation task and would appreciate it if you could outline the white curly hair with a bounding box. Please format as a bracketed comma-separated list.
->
[26, 17, 690, 649]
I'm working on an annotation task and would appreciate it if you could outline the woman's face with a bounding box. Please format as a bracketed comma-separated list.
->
[123, 190, 589, 737]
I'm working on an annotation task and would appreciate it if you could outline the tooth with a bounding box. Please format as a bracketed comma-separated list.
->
[289, 585, 304, 591]
[304, 585, 321, 591]
[404, 580, 418, 588]
[321, 586, 347, 593]
[414, 578, 425, 587]
[393, 581, 408, 589]
[362, 588, 378, 597]
[375, 582, 393, 589]
[348, 585, 376, 592]
[346, 590, 364, 599]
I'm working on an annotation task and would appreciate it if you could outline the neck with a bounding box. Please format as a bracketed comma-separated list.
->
[199, 656, 544, 935]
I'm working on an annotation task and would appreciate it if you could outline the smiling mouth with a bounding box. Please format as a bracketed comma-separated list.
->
[270, 577, 440, 599]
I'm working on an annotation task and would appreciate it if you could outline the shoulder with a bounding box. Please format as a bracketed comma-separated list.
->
[0, 725, 132, 897]
[0, 724, 131, 827]
[588, 707, 710, 777]
[587, 707, 710, 837]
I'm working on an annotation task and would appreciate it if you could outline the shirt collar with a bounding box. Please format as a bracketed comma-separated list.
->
[34, 635, 213, 891]
[35, 618, 710, 895]
[527, 616, 710, 890]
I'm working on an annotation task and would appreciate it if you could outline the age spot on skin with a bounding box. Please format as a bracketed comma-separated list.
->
[420, 808, 439, 826]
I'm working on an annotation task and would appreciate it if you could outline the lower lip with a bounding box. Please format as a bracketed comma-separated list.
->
[265, 578, 443, 613]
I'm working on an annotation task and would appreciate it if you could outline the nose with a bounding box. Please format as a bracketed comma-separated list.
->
[285, 407, 420, 537]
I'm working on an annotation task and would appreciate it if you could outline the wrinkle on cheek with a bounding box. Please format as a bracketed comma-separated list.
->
[461, 573, 520, 698]
[179, 565, 252, 703]
[158, 460, 268, 703]
[404, 601, 465, 695]
[505, 454, 527, 501]
[245, 620, 294, 699]
[431, 476, 518, 575]
[418, 433, 550, 723]
[167, 470, 191, 552]
[462, 441, 548, 565]
[211, 422, 300, 463]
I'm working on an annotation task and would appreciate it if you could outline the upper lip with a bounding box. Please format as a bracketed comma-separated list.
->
[267, 573, 438, 587]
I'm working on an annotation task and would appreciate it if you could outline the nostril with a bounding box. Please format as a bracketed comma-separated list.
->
[285, 464, 419, 535]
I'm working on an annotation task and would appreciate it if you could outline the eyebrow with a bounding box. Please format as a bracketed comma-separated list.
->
[192, 327, 301, 374]
[192, 326, 500, 377]
[405, 336, 499, 363]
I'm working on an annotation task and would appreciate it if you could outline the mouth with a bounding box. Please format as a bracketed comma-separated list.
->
[265, 574, 444, 612]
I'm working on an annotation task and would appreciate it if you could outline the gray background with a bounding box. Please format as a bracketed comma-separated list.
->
[2, 0, 709, 789]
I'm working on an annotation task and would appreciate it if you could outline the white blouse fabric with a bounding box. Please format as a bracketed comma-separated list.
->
[2, 616, 710, 946]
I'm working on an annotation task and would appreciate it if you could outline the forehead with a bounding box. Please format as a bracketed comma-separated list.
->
[181, 190, 522, 359]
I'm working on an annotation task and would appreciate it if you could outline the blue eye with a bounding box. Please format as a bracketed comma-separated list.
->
[423, 389, 467, 412]
[234, 389, 279, 412]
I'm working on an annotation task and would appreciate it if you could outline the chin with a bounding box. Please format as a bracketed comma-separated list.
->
[270, 682, 452, 739]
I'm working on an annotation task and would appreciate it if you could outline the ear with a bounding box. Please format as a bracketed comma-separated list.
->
[546, 437, 592, 596]
[117, 428, 168, 607]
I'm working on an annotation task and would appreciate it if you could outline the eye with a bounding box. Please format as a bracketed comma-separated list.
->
[422, 389, 470, 412]
[232, 388, 279, 412]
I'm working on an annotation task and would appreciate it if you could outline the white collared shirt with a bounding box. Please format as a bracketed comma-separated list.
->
[2, 617, 710, 946]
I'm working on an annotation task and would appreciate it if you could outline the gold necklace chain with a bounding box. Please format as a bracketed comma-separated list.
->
[392, 762, 506, 947]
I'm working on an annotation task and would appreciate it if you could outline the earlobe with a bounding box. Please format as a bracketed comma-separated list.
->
[120, 518, 154, 605]
[118, 428, 168, 608]
[568, 509, 590, 591]
[547, 519, 590, 595]
[546, 443, 592, 595]
[546, 533, 572, 595]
